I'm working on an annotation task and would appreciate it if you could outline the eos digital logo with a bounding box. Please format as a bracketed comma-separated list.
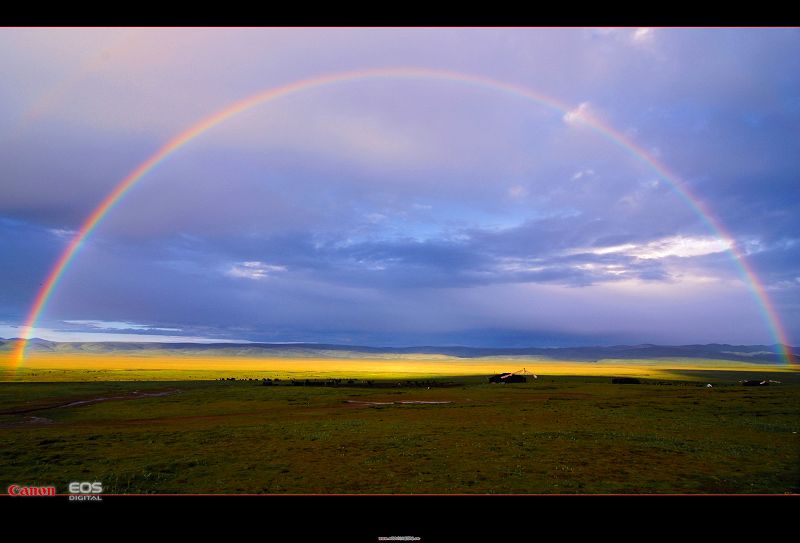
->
[68, 481, 103, 501]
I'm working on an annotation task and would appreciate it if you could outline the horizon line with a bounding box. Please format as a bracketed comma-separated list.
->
[3, 337, 797, 350]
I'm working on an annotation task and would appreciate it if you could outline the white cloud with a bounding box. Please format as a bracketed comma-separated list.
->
[63, 320, 181, 332]
[631, 236, 732, 259]
[571, 236, 732, 260]
[0, 324, 249, 343]
[365, 212, 387, 224]
[226, 261, 287, 280]
[573, 263, 629, 275]
[642, 179, 660, 189]
[586, 27, 655, 47]
[571, 169, 595, 181]
[766, 277, 800, 291]
[631, 28, 655, 44]
[562, 101, 595, 126]
[617, 178, 662, 207]
[578, 244, 639, 256]
[49, 228, 77, 238]
[738, 236, 798, 257]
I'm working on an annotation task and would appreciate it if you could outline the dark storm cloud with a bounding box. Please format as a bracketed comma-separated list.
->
[0, 217, 68, 320]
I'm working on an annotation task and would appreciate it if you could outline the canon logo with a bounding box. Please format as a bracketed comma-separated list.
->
[7, 484, 56, 497]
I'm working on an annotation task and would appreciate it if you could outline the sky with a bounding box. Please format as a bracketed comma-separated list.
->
[1, 27, 799, 347]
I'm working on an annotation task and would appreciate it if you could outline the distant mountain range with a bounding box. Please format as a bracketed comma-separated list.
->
[0, 338, 795, 364]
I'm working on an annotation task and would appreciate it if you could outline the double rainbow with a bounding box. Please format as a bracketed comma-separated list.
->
[11, 67, 795, 366]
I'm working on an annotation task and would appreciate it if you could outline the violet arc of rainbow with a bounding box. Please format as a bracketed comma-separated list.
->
[11, 67, 795, 367]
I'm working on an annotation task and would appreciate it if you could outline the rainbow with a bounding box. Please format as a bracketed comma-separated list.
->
[11, 67, 795, 367]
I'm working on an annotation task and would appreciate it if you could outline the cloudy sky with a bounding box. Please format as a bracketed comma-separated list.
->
[1, 28, 798, 347]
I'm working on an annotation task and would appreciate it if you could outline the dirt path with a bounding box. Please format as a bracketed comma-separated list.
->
[0, 388, 181, 416]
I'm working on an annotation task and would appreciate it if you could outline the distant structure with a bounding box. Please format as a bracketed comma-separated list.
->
[741, 379, 781, 386]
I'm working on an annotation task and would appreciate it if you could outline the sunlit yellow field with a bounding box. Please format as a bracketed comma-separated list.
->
[0, 352, 792, 382]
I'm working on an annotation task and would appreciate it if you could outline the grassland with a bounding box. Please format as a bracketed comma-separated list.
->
[1, 353, 798, 495]
[2, 352, 795, 382]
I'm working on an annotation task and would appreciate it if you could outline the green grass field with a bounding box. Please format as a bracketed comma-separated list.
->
[2, 364, 799, 494]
